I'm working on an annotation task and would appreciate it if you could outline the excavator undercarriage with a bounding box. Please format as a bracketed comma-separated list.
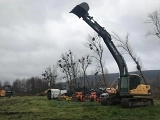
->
[121, 97, 153, 108]
[101, 95, 153, 108]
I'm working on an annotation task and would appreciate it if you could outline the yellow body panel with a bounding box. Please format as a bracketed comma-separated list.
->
[0, 90, 6, 97]
[58, 95, 72, 101]
[130, 84, 151, 95]
[106, 87, 117, 94]
[65, 96, 72, 101]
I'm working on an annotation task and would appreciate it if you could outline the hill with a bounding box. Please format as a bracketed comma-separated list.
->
[83, 70, 160, 86]
[107, 70, 160, 83]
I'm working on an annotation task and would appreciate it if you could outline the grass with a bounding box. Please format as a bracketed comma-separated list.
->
[0, 96, 160, 120]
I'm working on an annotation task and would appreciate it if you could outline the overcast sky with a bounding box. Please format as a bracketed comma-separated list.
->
[0, 0, 160, 83]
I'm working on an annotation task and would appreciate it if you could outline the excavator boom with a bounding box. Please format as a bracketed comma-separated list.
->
[70, 3, 128, 78]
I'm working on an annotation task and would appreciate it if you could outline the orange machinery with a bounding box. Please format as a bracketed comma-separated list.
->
[71, 92, 85, 102]
[89, 91, 100, 102]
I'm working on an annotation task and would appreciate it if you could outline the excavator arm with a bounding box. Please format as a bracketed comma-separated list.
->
[70, 2, 128, 77]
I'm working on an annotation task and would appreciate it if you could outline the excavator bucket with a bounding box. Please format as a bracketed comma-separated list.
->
[70, 2, 89, 18]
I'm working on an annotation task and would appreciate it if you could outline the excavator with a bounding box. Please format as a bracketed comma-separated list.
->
[0, 85, 15, 97]
[70, 2, 153, 107]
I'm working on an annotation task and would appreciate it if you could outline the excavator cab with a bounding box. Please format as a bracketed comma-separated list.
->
[119, 74, 151, 96]
[119, 75, 140, 94]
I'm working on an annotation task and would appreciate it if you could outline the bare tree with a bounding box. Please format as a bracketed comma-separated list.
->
[78, 55, 92, 87]
[146, 10, 160, 39]
[12, 77, 48, 96]
[112, 33, 147, 84]
[12, 79, 25, 95]
[3, 80, 10, 86]
[12, 79, 20, 93]
[85, 35, 107, 86]
[58, 50, 79, 89]
[42, 66, 57, 88]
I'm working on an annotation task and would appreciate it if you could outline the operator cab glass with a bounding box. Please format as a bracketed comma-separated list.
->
[120, 76, 129, 93]
[129, 75, 140, 90]
[4, 85, 12, 91]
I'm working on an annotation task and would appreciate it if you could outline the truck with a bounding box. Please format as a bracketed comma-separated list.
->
[70, 2, 153, 107]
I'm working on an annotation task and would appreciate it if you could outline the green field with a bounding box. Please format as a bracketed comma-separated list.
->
[0, 96, 160, 120]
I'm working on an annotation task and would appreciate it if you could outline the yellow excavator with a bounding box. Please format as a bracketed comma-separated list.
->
[0, 85, 15, 97]
[70, 2, 153, 107]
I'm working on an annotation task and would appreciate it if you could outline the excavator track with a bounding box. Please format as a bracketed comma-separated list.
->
[121, 98, 154, 108]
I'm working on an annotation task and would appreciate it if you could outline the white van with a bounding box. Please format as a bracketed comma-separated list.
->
[47, 89, 67, 100]
[60, 90, 67, 95]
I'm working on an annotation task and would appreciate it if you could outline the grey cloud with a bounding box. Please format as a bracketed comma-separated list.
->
[0, 0, 160, 83]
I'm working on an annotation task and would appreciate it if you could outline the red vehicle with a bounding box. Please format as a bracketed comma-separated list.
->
[71, 92, 85, 102]
[89, 91, 99, 102]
